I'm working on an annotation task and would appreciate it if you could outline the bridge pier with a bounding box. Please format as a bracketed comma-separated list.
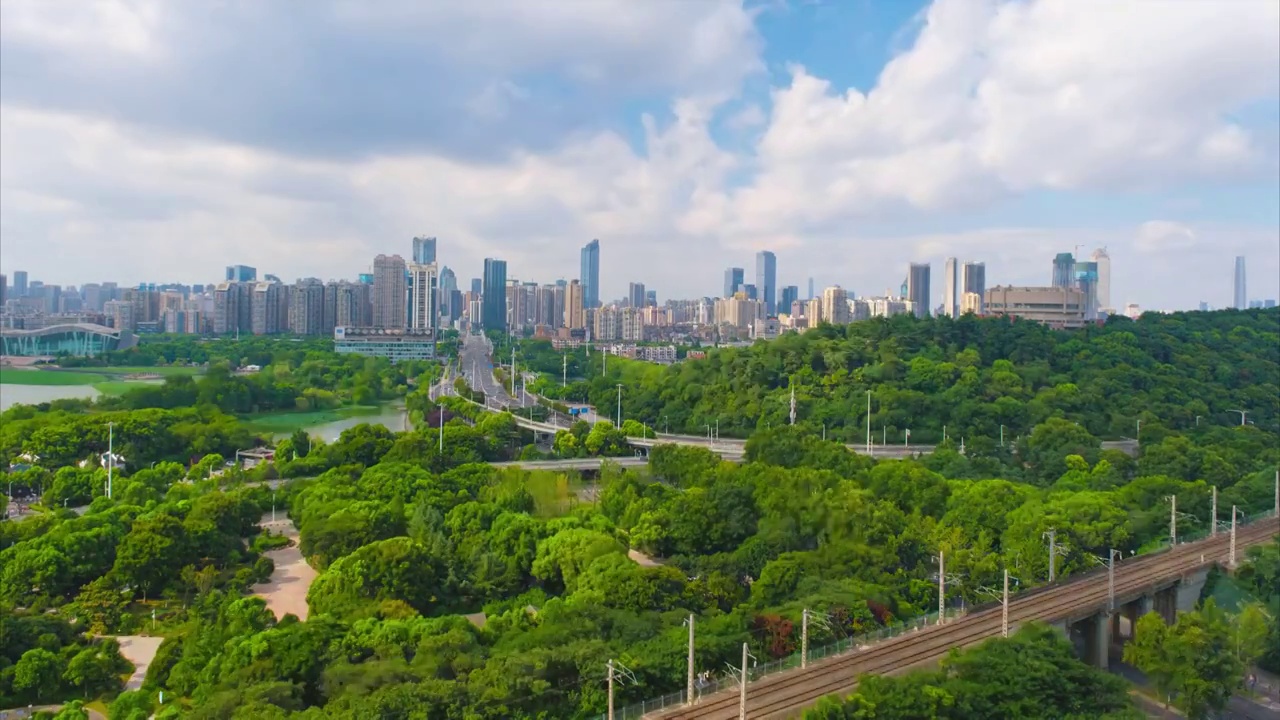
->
[1080, 611, 1111, 669]
[1174, 567, 1210, 614]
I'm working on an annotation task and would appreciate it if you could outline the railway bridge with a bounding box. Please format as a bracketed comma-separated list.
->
[646, 514, 1279, 720]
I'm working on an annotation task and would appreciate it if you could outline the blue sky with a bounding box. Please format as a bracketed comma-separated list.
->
[0, 0, 1277, 310]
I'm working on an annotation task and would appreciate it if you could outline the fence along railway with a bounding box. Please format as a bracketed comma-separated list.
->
[642, 513, 1279, 720]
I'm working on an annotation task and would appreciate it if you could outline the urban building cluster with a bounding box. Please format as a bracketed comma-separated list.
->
[1, 243, 1274, 360]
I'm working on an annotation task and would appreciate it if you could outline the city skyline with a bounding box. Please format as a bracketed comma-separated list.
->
[0, 1, 1277, 310]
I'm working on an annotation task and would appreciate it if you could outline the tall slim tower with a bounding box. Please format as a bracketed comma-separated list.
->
[944, 257, 958, 318]
[808, 277, 815, 300]
[482, 258, 508, 332]
[1234, 256, 1247, 309]
[372, 254, 407, 328]
[756, 251, 777, 315]
[566, 279, 585, 329]
[907, 263, 931, 318]
[408, 263, 438, 330]
[412, 236, 437, 264]
[1091, 248, 1111, 311]
[580, 239, 600, 309]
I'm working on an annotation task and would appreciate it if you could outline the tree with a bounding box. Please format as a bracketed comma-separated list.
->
[1124, 601, 1244, 719]
[290, 429, 312, 458]
[13, 647, 65, 701]
[63, 639, 131, 697]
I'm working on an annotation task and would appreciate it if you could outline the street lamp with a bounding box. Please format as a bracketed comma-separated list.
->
[1228, 409, 1248, 426]
[662, 415, 669, 434]
[865, 390, 872, 455]
[904, 428, 911, 448]
[616, 383, 623, 428]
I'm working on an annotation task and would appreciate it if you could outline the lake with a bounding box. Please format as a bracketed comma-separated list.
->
[0, 383, 102, 410]
[298, 404, 409, 443]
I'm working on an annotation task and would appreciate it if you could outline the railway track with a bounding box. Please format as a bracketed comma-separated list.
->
[653, 517, 1279, 720]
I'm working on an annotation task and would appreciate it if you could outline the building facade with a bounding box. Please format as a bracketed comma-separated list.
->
[408, 263, 438, 330]
[724, 267, 744, 298]
[944, 257, 958, 318]
[756, 251, 776, 315]
[985, 285, 1088, 329]
[1234, 256, 1247, 309]
[372, 254, 407, 329]
[482, 258, 508, 332]
[412, 236, 437, 264]
[580, 239, 600, 309]
[334, 326, 435, 362]
[962, 262, 986, 314]
[907, 263, 931, 318]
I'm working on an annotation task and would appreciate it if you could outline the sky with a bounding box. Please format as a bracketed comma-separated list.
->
[1, 0, 1278, 311]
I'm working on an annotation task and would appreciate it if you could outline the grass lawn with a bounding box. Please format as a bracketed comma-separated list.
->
[0, 367, 108, 385]
[91, 365, 203, 376]
[241, 405, 384, 433]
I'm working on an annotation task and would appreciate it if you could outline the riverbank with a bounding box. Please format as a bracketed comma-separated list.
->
[241, 404, 389, 434]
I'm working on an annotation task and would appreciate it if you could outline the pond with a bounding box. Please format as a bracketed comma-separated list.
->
[0, 383, 102, 410]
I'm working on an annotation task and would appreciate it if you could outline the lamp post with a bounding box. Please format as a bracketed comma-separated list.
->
[1228, 409, 1247, 426]
[865, 390, 872, 455]
[616, 384, 623, 427]
[106, 421, 114, 500]
[904, 428, 911, 449]
[1000, 424, 1005, 447]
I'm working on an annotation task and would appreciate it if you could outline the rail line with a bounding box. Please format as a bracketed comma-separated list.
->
[653, 517, 1279, 720]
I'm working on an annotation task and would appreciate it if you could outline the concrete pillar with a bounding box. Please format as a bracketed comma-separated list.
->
[1137, 595, 1154, 618]
[1091, 612, 1111, 669]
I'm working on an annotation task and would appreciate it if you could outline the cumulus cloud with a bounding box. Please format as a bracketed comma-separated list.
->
[0, 0, 1277, 311]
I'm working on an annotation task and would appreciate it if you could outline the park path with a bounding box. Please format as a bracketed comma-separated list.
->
[252, 513, 317, 622]
[114, 635, 164, 691]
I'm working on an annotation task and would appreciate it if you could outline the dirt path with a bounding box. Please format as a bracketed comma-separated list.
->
[252, 514, 317, 621]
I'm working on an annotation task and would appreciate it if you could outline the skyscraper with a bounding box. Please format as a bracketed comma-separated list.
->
[225, 265, 257, 282]
[1052, 253, 1075, 288]
[961, 262, 986, 314]
[907, 263, 931, 318]
[756, 251, 777, 315]
[412, 236, 437, 264]
[1234, 256, 1247, 309]
[628, 282, 646, 308]
[470, 278, 482, 295]
[482, 258, 508, 332]
[780, 285, 799, 313]
[438, 266, 458, 323]
[580, 239, 600, 309]
[1091, 248, 1111, 311]
[724, 267, 744, 298]
[1074, 261, 1099, 320]
[943, 257, 958, 318]
[408, 263, 438, 330]
[372, 254, 407, 328]
[808, 277, 815, 300]
[12, 271, 27, 297]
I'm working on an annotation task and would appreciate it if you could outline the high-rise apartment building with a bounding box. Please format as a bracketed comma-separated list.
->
[822, 285, 850, 324]
[645, 290, 657, 307]
[251, 282, 288, 335]
[226, 265, 257, 282]
[372, 254, 408, 328]
[334, 282, 371, 328]
[907, 263, 931, 318]
[408, 263, 438, 330]
[12, 271, 28, 297]
[756, 251, 777, 315]
[1234, 256, 1247, 309]
[944, 257, 958, 318]
[566, 279, 585, 329]
[580, 239, 600, 309]
[628, 282, 646, 308]
[412, 236, 437, 264]
[961, 262, 986, 314]
[1091, 248, 1111, 311]
[482, 258, 508, 332]
[724, 267, 744, 298]
[289, 279, 327, 335]
[1052, 253, 1075, 288]
[470, 278, 482, 295]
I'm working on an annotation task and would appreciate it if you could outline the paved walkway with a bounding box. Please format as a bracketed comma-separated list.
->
[115, 635, 164, 691]
[251, 514, 316, 621]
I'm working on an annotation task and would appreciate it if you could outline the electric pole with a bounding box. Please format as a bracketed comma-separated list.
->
[937, 551, 945, 624]
[866, 390, 872, 456]
[510, 344, 516, 397]
[438, 404, 444, 453]
[563, 354, 567, 387]
[616, 383, 623, 428]
[106, 421, 114, 499]
[789, 386, 796, 426]
[738, 643, 749, 720]
[1044, 528, 1057, 582]
[1107, 548, 1116, 612]
[1229, 506, 1237, 567]
[1002, 569, 1010, 638]
[607, 659, 615, 720]
[686, 614, 695, 705]
[1169, 495, 1177, 546]
[801, 609, 809, 669]
[1211, 486, 1217, 536]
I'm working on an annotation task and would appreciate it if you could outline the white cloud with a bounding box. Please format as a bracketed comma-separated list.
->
[1, 0, 1277, 312]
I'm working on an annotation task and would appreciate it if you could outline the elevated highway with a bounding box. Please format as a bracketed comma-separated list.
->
[649, 515, 1280, 720]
